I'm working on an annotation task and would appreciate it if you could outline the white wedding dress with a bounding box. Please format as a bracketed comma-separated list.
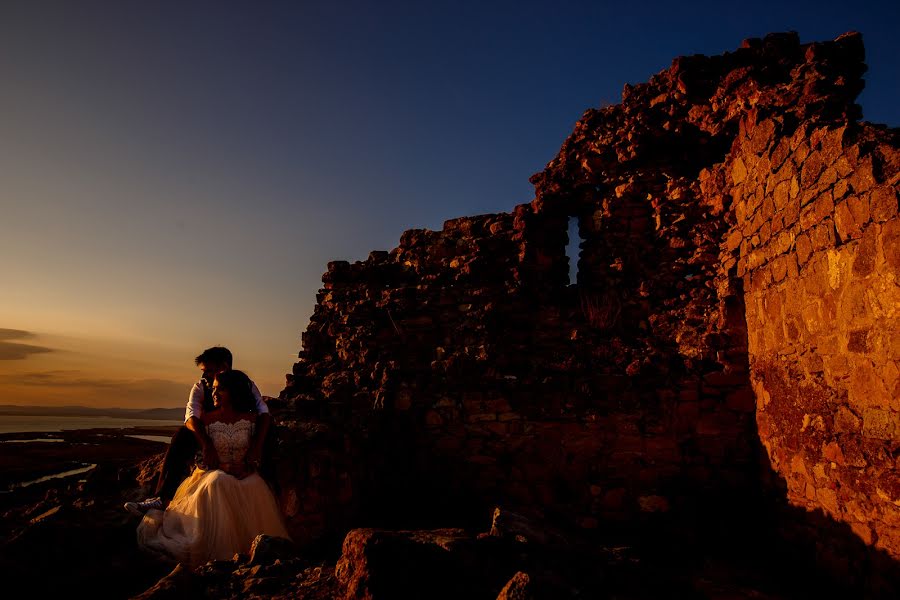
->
[137, 419, 290, 568]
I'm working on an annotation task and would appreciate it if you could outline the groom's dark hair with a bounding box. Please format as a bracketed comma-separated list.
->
[195, 346, 233, 368]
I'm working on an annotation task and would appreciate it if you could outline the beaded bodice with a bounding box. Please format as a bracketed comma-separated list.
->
[207, 419, 254, 465]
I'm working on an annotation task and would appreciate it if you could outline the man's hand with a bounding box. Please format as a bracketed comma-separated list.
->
[246, 412, 271, 472]
[243, 444, 262, 471]
[202, 443, 220, 470]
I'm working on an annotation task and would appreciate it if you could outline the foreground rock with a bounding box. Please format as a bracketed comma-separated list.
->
[132, 534, 331, 600]
[133, 507, 843, 599]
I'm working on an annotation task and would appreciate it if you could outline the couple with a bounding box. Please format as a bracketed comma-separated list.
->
[126, 346, 290, 568]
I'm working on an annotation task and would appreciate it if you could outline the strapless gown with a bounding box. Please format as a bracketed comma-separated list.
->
[136, 419, 290, 568]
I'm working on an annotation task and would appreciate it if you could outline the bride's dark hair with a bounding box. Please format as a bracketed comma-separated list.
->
[214, 369, 257, 413]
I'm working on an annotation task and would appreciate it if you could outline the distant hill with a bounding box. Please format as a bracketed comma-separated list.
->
[0, 405, 184, 421]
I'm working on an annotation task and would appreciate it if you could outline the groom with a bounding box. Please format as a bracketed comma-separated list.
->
[124, 346, 273, 515]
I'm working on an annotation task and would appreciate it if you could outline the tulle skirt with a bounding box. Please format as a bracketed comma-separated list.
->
[137, 467, 290, 568]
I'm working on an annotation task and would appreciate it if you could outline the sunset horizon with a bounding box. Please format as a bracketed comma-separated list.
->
[2, 1, 897, 411]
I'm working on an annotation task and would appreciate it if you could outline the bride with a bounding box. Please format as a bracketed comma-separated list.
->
[136, 369, 290, 568]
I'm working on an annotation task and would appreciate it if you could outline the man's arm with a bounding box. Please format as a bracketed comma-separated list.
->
[187, 416, 220, 469]
[250, 381, 269, 414]
[246, 412, 271, 464]
[185, 383, 219, 469]
[245, 381, 270, 466]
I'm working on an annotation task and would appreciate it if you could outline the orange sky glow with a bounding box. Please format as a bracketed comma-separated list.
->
[0, 325, 294, 408]
[2, 2, 897, 409]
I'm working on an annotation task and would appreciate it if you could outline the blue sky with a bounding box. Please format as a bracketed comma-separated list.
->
[0, 0, 896, 406]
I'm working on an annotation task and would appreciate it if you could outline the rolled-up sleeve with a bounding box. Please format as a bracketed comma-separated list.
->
[250, 381, 269, 414]
[184, 383, 204, 422]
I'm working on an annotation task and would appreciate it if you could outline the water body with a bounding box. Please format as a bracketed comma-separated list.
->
[13, 463, 97, 489]
[1, 463, 98, 493]
[0, 415, 181, 434]
[126, 434, 173, 444]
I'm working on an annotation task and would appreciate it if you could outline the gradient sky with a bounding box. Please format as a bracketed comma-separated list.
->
[1, 1, 897, 408]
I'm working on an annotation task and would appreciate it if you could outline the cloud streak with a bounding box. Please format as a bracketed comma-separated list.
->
[0, 341, 53, 360]
[0, 328, 38, 340]
[0, 328, 53, 359]
[0, 370, 186, 407]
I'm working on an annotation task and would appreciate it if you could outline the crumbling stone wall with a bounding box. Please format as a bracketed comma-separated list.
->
[276, 31, 899, 569]
[724, 111, 899, 554]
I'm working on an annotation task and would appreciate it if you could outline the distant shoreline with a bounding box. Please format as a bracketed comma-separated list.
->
[0, 414, 183, 435]
[0, 424, 177, 490]
[0, 404, 184, 421]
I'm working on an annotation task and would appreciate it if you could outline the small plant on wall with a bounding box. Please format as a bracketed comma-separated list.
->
[579, 288, 621, 331]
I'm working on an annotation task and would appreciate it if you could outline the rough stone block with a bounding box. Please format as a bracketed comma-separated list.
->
[871, 187, 898, 222]
[795, 233, 813, 265]
[852, 228, 877, 277]
[731, 157, 748, 184]
[725, 229, 743, 251]
[838, 282, 871, 324]
[783, 196, 801, 227]
[810, 219, 836, 251]
[799, 191, 834, 230]
[801, 152, 825, 188]
[822, 441, 846, 465]
[819, 125, 847, 164]
[850, 522, 873, 545]
[825, 355, 852, 386]
[862, 408, 895, 439]
[851, 361, 891, 410]
[816, 487, 840, 516]
[834, 406, 861, 433]
[818, 166, 839, 189]
[772, 255, 791, 282]
[794, 141, 810, 165]
[848, 157, 876, 194]
[883, 220, 900, 275]
[772, 181, 791, 210]
[847, 329, 871, 353]
[637, 495, 670, 513]
[875, 526, 900, 555]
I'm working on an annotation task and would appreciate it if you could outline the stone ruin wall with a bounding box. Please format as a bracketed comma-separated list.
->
[274, 31, 900, 564]
[731, 108, 900, 554]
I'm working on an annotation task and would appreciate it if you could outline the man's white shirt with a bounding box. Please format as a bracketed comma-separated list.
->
[184, 379, 268, 422]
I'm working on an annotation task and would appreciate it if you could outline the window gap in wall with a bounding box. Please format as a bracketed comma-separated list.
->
[566, 216, 584, 286]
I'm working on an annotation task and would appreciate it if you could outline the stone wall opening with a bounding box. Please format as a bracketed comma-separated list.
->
[565, 215, 583, 285]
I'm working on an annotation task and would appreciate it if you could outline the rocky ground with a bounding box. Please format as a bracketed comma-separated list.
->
[0, 427, 874, 599]
[0, 435, 845, 599]
[132, 506, 844, 600]
[0, 428, 176, 599]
